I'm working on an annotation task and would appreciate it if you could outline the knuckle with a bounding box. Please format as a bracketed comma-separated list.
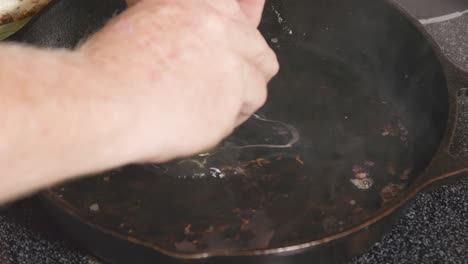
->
[256, 82, 269, 107]
[264, 53, 280, 78]
[250, 35, 280, 79]
[260, 48, 280, 78]
[250, 80, 268, 109]
[270, 52, 280, 76]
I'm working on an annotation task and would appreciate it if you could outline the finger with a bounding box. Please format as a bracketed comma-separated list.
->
[238, 0, 266, 26]
[199, 0, 273, 79]
[225, 23, 279, 80]
[236, 63, 269, 126]
[251, 40, 280, 81]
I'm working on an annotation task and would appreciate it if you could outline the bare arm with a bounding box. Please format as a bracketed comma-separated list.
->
[0, 0, 278, 203]
[0, 45, 135, 201]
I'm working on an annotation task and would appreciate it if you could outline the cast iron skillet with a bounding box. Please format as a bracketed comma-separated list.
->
[7, 0, 468, 263]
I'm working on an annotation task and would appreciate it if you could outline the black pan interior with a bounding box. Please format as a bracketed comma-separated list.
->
[31, 0, 448, 256]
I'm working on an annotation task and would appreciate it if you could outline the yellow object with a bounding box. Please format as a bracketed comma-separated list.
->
[0, 18, 30, 40]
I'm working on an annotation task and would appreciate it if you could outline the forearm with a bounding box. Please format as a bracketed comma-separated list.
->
[0, 44, 140, 202]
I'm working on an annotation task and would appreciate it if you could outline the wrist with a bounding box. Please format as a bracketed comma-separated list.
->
[72, 49, 171, 168]
[24, 50, 145, 182]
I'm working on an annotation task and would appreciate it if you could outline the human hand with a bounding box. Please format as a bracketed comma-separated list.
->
[79, 0, 279, 163]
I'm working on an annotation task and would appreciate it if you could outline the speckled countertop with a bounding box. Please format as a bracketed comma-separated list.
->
[424, 16, 468, 70]
[0, 0, 466, 263]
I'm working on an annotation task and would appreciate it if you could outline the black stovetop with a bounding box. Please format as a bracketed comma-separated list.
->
[0, 0, 467, 263]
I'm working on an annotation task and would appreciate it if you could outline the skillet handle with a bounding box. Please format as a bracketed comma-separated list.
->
[6, 0, 126, 48]
[425, 62, 468, 181]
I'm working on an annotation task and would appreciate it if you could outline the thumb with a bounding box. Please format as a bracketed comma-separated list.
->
[238, 0, 266, 26]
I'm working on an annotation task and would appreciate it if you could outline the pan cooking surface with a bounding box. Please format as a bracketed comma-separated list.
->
[48, 0, 448, 257]
[51, 47, 419, 254]
[53, 97, 414, 253]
